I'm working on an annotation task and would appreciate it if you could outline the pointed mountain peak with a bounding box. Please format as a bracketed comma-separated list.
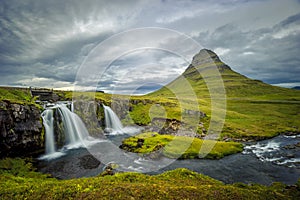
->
[185, 49, 231, 74]
[191, 49, 221, 66]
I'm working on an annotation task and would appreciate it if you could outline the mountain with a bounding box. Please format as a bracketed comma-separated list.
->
[151, 49, 299, 99]
[293, 86, 300, 90]
[147, 49, 300, 140]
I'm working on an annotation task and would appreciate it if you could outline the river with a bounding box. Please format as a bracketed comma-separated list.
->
[37, 133, 300, 185]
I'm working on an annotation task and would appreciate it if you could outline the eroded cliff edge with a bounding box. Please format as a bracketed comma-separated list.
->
[0, 101, 43, 157]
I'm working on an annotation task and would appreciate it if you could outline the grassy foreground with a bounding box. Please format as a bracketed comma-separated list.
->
[1, 158, 299, 200]
[121, 132, 243, 159]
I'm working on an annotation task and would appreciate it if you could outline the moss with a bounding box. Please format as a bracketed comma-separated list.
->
[0, 158, 299, 200]
[121, 132, 243, 159]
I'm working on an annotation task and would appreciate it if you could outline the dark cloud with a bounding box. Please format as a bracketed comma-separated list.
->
[0, 0, 300, 92]
[194, 12, 300, 86]
[96, 50, 188, 94]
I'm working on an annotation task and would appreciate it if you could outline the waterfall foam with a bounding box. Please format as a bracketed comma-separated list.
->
[41, 109, 55, 154]
[40, 103, 141, 160]
[103, 105, 124, 134]
[40, 103, 97, 160]
[57, 105, 89, 147]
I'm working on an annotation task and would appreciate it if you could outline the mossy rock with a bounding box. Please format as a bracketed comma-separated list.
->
[121, 132, 243, 159]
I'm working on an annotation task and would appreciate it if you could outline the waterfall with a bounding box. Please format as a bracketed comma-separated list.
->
[40, 103, 92, 160]
[71, 101, 74, 112]
[41, 109, 56, 154]
[103, 105, 123, 134]
[40, 103, 139, 160]
[57, 105, 89, 147]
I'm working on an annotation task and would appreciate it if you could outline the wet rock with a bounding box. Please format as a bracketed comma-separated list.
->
[286, 154, 295, 158]
[284, 145, 296, 150]
[284, 131, 300, 136]
[0, 101, 43, 157]
[79, 155, 101, 169]
[145, 144, 164, 160]
[101, 163, 119, 176]
[137, 138, 144, 148]
[150, 118, 182, 135]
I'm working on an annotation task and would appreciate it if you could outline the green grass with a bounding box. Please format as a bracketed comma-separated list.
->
[1, 158, 299, 200]
[121, 132, 243, 159]
[0, 87, 35, 105]
[222, 100, 300, 140]
[147, 62, 300, 140]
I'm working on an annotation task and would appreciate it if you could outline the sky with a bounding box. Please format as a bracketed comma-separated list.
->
[0, 0, 300, 94]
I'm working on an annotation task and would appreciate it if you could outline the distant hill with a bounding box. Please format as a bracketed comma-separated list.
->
[293, 86, 300, 90]
[147, 49, 300, 140]
[150, 49, 299, 99]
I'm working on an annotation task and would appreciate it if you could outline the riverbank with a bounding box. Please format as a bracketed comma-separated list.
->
[1, 158, 299, 200]
[35, 133, 300, 185]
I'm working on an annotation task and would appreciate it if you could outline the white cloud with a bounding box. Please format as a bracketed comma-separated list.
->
[272, 82, 300, 88]
[272, 25, 300, 39]
[243, 51, 255, 55]
[214, 48, 230, 56]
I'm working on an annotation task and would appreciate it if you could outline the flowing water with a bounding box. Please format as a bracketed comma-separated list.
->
[39, 103, 100, 160]
[103, 105, 124, 134]
[38, 103, 300, 185]
[41, 109, 55, 154]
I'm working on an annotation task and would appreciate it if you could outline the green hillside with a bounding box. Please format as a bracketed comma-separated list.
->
[138, 49, 300, 140]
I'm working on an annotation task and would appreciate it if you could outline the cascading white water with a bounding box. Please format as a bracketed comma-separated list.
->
[41, 103, 138, 160]
[57, 105, 89, 147]
[40, 103, 92, 160]
[70, 101, 74, 112]
[103, 105, 123, 134]
[41, 109, 56, 154]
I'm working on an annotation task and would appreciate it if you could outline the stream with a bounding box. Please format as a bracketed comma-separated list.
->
[37, 133, 300, 185]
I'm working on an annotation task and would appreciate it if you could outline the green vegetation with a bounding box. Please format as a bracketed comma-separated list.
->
[51, 63, 300, 142]
[146, 63, 300, 140]
[121, 132, 243, 159]
[0, 87, 35, 105]
[1, 51, 300, 199]
[1, 158, 299, 200]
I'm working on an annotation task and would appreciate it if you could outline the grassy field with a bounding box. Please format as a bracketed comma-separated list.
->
[0, 87, 36, 105]
[0, 158, 299, 200]
[121, 132, 243, 159]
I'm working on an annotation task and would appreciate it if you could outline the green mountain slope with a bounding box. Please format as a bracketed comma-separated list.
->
[146, 49, 300, 140]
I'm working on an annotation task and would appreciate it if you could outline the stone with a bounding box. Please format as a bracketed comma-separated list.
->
[79, 155, 101, 169]
[101, 163, 119, 176]
[286, 154, 295, 158]
[137, 138, 144, 148]
[0, 101, 44, 157]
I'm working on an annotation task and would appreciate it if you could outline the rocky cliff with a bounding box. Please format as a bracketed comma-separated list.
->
[0, 101, 44, 157]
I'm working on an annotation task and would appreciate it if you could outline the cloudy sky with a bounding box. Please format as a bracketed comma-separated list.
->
[0, 0, 300, 94]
